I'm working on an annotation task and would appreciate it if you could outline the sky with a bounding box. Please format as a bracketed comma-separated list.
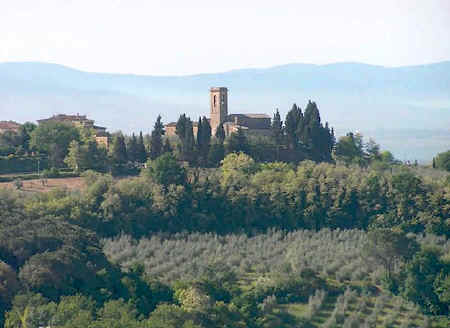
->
[1, 0, 450, 75]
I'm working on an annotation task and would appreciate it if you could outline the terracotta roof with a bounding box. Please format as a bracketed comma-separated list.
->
[235, 113, 271, 119]
[39, 114, 84, 121]
[0, 121, 21, 131]
[165, 121, 200, 127]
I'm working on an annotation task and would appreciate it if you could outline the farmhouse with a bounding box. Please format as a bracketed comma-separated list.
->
[0, 121, 21, 134]
[37, 114, 109, 148]
[37, 114, 106, 133]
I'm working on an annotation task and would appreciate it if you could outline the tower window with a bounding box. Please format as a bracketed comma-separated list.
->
[214, 95, 217, 107]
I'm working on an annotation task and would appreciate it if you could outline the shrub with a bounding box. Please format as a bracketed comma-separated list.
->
[13, 179, 23, 190]
[41, 167, 60, 178]
[142, 153, 186, 187]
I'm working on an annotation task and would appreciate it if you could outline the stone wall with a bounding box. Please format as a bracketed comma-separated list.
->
[227, 114, 271, 130]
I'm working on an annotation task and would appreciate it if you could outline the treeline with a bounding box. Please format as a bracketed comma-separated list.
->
[14, 153, 450, 238]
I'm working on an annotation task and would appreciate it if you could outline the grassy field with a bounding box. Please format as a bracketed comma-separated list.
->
[0, 176, 85, 192]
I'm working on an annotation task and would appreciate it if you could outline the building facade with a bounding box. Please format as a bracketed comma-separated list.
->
[165, 87, 271, 137]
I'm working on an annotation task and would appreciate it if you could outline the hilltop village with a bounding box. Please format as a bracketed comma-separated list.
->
[0, 86, 340, 173]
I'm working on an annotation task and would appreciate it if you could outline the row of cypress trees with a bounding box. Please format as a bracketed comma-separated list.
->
[273, 101, 335, 162]
[110, 132, 147, 165]
[110, 115, 172, 166]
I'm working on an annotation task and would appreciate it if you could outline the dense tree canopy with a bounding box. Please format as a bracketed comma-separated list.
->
[143, 153, 187, 188]
[30, 121, 80, 167]
[434, 150, 450, 172]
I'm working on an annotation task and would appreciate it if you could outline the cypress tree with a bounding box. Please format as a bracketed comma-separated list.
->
[136, 131, 147, 163]
[331, 127, 336, 150]
[87, 139, 108, 171]
[196, 116, 203, 154]
[285, 103, 303, 149]
[185, 119, 195, 161]
[202, 116, 211, 147]
[176, 114, 195, 162]
[175, 114, 187, 141]
[163, 138, 172, 154]
[150, 115, 165, 160]
[324, 122, 334, 161]
[301, 100, 335, 162]
[127, 133, 138, 163]
[302, 100, 320, 148]
[208, 139, 225, 167]
[111, 133, 127, 164]
[197, 116, 211, 165]
[215, 123, 226, 144]
[271, 108, 283, 145]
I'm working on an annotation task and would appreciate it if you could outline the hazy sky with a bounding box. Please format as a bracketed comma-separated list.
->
[1, 0, 450, 75]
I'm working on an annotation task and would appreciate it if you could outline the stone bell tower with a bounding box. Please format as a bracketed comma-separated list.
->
[210, 87, 228, 135]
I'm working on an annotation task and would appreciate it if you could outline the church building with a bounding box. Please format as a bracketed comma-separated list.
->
[165, 87, 271, 137]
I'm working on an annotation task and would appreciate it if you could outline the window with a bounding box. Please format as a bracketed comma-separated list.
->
[214, 95, 217, 107]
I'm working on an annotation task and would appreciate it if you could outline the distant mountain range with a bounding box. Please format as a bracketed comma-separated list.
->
[1, 61, 449, 162]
